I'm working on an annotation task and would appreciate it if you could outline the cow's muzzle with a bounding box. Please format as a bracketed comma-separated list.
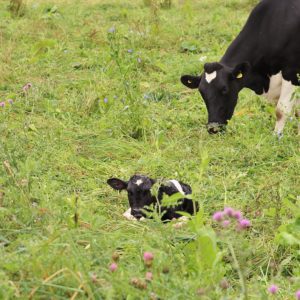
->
[207, 122, 226, 134]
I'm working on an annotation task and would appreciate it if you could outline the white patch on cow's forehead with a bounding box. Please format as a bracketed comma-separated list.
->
[205, 71, 217, 83]
[135, 179, 143, 186]
[168, 180, 185, 195]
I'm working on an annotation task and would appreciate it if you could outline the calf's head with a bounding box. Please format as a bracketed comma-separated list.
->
[107, 175, 156, 219]
[181, 62, 249, 134]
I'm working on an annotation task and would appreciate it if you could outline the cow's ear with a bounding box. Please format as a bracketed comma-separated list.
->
[181, 75, 201, 89]
[107, 178, 128, 191]
[231, 62, 251, 79]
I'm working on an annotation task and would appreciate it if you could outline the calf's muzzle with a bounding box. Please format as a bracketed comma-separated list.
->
[131, 208, 144, 220]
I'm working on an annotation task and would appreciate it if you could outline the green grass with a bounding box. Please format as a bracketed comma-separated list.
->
[0, 0, 299, 299]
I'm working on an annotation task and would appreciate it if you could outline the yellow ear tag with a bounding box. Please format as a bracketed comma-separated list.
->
[236, 72, 243, 79]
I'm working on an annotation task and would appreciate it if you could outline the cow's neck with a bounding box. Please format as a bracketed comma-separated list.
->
[220, 34, 270, 95]
[220, 35, 255, 67]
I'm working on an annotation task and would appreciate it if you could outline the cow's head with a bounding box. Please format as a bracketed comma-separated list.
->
[107, 175, 156, 219]
[181, 62, 250, 134]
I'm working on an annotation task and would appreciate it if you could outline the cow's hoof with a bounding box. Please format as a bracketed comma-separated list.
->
[273, 131, 283, 140]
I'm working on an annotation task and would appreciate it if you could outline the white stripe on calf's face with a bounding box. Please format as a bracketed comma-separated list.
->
[205, 71, 217, 84]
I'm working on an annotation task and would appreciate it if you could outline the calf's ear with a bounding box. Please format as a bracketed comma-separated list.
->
[107, 178, 128, 191]
[143, 178, 156, 190]
[181, 75, 201, 89]
[150, 178, 156, 186]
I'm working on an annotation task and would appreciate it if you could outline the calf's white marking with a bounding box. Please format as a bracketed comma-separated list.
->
[135, 179, 143, 186]
[168, 180, 185, 195]
[205, 71, 217, 83]
[172, 216, 189, 229]
[123, 208, 136, 220]
[123, 208, 145, 221]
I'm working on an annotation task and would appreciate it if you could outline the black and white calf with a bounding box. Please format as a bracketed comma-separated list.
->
[181, 0, 300, 136]
[107, 175, 197, 221]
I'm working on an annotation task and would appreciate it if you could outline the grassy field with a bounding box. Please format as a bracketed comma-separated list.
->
[0, 0, 299, 299]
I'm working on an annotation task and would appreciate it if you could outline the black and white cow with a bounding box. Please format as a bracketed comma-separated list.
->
[181, 0, 300, 136]
[107, 175, 197, 221]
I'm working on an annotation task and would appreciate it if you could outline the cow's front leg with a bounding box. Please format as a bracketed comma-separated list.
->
[274, 79, 295, 138]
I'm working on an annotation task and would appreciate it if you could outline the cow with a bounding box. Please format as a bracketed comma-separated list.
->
[107, 175, 198, 221]
[181, 0, 300, 136]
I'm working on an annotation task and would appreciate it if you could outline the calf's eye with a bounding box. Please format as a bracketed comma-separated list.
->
[221, 86, 229, 95]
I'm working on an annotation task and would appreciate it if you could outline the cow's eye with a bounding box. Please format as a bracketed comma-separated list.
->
[128, 191, 133, 196]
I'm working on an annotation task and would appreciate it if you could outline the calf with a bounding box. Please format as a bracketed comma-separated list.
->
[181, 0, 300, 136]
[107, 175, 197, 221]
